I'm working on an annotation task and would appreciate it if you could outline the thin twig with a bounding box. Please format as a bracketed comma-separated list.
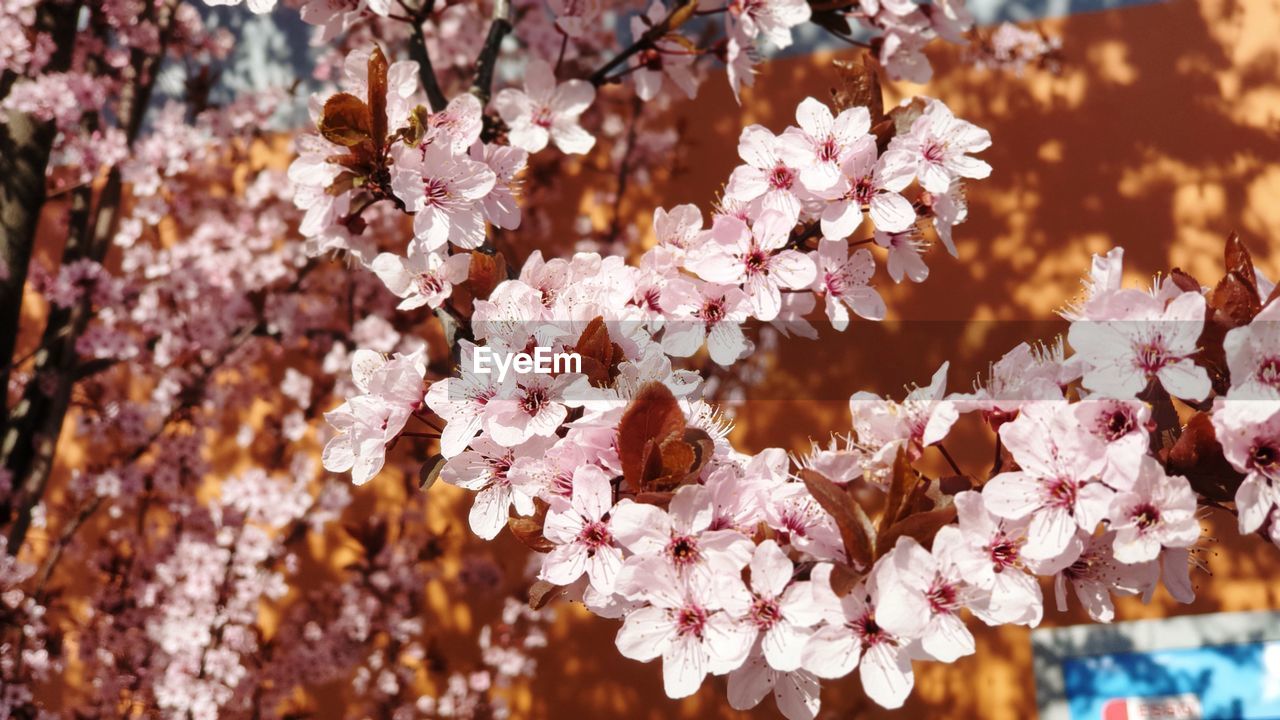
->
[606, 96, 643, 244]
[588, 0, 697, 86]
[933, 442, 964, 477]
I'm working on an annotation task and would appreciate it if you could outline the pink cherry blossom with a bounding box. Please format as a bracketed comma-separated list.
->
[1073, 397, 1152, 489]
[1107, 457, 1200, 563]
[391, 142, 497, 251]
[983, 403, 1113, 560]
[720, 540, 822, 671]
[763, 482, 846, 562]
[726, 0, 812, 49]
[686, 211, 816, 321]
[322, 349, 427, 485]
[883, 99, 992, 194]
[876, 536, 977, 662]
[493, 59, 597, 155]
[1068, 290, 1212, 401]
[801, 563, 926, 709]
[724, 125, 807, 225]
[811, 240, 885, 330]
[370, 247, 470, 310]
[1212, 398, 1280, 540]
[1224, 300, 1280, 398]
[540, 466, 624, 594]
[440, 434, 556, 540]
[614, 559, 751, 698]
[425, 343, 502, 457]
[629, 1, 700, 101]
[1052, 531, 1156, 622]
[934, 491, 1046, 627]
[817, 138, 916, 239]
[471, 141, 529, 230]
[781, 97, 872, 192]
[660, 280, 752, 365]
[548, 0, 602, 37]
[849, 362, 959, 472]
[653, 203, 704, 254]
[874, 226, 930, 283]
[483, 372, 578, 447]
[612, 485, 754, 582]
[726, 647, 821, 719]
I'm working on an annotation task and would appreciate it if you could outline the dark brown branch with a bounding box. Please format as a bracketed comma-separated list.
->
[2, 0, 181, 555]
[588, 0, 697, 86]
[469, 0, 512, 105]
[0, 1, 83, 430]
[606, 95, 643, 244]
[406, 1, 449, 112]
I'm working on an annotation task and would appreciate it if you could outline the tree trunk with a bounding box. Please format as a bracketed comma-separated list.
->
[0, 2, 83, 429]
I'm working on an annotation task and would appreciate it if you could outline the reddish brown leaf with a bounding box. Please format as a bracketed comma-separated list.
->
[368, 45, 389, 151]
[618, 383, 687, 491]
[1210, 273, 1262, 329]
[467, 251, 505, 301]
[318, 92, 373, 147]
[1224, 232, 1258, 293]
[876, 506, 957, 559]
[681, 428, 715, 478]
[528, 580, 562, 610]
[1168, 268, 1202, 294]
[800, 469, 874, 571]
[658, 435, 697, 477]
[418, 453, 446, 491]
[1166, 412, 1244, 502]
[574, 317, 618, 387]
[938, 474, 975, 496]
[879, 447, 916, 533]
[508, 499, 554, 552]
[831, 54, 883, 122]
[509, 517, 555, 552]
[634, 491, 675, 508]
[829, 563, 863, 597]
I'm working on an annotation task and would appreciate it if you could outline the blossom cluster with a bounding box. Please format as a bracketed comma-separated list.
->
[6, 0, 1276, 717]
[327, 233, 1279, 716]
[311, 60, 1279, 712]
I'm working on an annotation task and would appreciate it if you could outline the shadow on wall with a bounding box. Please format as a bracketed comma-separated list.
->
[493, 0, 1280, 717]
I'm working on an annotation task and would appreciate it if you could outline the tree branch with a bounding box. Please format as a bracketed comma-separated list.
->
[469, 0, 512, 105]
[1, 0, 182, 555]
[0, 1, 84, 430]
[412, 19, 453, 110]
[588, 0, 697, 86]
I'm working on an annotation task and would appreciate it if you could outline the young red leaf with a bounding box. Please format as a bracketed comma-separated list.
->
[508, 498, 555, 552]
[876, 505, 958, 560]
[467, 251, 506, 301]
[800, 469, 874, 571]
[318, 92, 374, 147]
[879, 446, 916, 533]
[367, 45, 389, 152]
[831, 54, 884, 123]
[617, 382, 686, 491]
[1165, 411, 1245, 502]
[529, 580, 562, 610]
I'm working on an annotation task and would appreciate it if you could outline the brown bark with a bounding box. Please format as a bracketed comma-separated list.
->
[0, 2, 82, 430]
[2, 0, 177, 554]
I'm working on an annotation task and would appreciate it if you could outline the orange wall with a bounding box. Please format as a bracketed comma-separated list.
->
[511, 0, 1280, 717]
